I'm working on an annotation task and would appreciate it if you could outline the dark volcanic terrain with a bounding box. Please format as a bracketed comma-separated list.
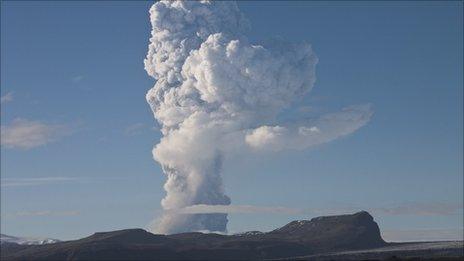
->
[1, 211, 462, 260]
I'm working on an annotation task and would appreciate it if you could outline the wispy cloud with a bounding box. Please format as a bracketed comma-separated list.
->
[372, 202, 463, 216]
[71, 75, 84, 83]
[297, 105, 313, 114]
[300, 202, 463, 217]
[166, 202, 463, 217]
[1, 177, 80, 187]
[124, 123, 147, 136]
[1, 92, 13, 104]
[1, 176, 126, 187]
[1, 118, 72, 149]
[382, 228, 464, 242]
[168, 204, 302, 215]
[12, 210, 80, 217]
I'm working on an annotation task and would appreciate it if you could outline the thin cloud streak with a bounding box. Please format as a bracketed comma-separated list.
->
[165, 202, 462, 217]
[382, 228, 464, 242]
[372, 202, 463, 216]
[304, 203, 463, 217]
[71, 75, 84, 83]
[1, 177, 126, 187]
[13, 210, 80, 217]
[169, 204, 302, 215]
[1, 92, 13, 104]
[124, 123, 147, 136]
[1, 177, 80, 187]
[1, 118, 72, 149]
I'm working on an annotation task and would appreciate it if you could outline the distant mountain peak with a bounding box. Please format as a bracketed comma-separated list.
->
[0, 234, 60, 245]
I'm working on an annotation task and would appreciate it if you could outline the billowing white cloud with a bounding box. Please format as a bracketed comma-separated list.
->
[145, 1, 372, 234]
[1, 92, 13, 104]
[1, 118, 70, 149]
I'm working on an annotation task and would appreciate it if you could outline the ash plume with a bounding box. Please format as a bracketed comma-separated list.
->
[145, 0, 372, 234]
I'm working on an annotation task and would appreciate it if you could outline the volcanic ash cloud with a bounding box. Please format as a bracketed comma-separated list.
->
[144, 0, 372, 234]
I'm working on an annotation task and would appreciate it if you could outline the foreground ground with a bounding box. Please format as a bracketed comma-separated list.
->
[279, 241, 463, 260]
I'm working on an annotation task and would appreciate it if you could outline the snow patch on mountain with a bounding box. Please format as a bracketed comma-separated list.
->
[0, 234, 60, 245]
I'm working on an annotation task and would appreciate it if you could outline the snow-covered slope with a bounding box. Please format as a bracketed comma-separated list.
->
[233, 231, 264, 237]
[0, 234, 60, 245]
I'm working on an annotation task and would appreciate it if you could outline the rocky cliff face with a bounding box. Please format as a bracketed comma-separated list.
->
[1, 211, 387, 260]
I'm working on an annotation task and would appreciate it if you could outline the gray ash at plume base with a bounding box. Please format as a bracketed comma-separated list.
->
[144, 0, 372, 234]
[3, 212, 462, 260]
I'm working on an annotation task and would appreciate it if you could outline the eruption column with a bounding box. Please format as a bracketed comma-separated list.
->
[145, 1, 372, 234]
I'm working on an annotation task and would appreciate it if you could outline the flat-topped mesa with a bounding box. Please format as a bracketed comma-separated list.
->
[269, 211, 386, 251]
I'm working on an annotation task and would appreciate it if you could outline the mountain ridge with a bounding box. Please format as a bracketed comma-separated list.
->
[0, 234, 60, 245]
[2, 211, 461, 260]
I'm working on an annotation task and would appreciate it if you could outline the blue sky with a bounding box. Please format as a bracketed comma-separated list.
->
[1, 1, 462, 241]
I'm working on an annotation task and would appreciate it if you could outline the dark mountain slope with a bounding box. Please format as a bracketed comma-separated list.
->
[267, 211, 385, 252]
[1, 211, 387, 260]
